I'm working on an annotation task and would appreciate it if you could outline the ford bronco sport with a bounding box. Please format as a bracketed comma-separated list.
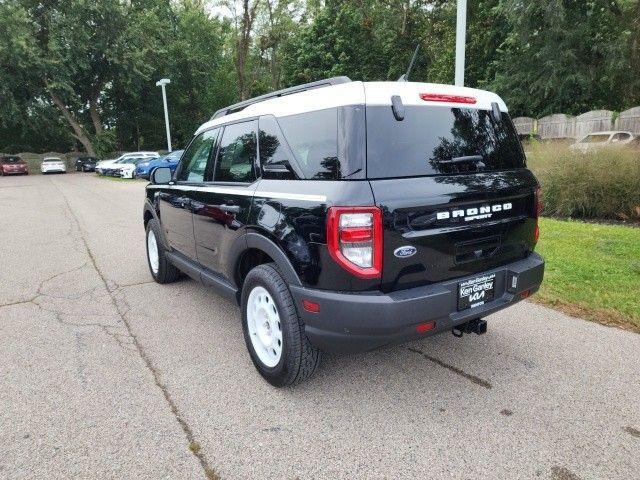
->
[143, 77, 544, 386]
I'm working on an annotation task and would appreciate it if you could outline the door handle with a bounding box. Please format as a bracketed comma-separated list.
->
[218, 204, 240, 214]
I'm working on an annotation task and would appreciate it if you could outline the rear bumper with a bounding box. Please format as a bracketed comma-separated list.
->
[290, 253, 544, 353]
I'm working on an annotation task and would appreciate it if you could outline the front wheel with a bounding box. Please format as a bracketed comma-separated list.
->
[241, 263, 321, 387]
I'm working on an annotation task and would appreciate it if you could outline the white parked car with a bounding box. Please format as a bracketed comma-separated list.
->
[107, 157, 147, 178]
[40, 157, 67, 174]
[569, 131, 636, 153]
[95, 151, 159, 175]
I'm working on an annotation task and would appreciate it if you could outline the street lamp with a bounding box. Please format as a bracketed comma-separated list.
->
[454, 0, 467, 86]
[156, 78, 172, 152]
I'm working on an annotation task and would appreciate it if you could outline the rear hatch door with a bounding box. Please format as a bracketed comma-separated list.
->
[364, 84, 538, 292]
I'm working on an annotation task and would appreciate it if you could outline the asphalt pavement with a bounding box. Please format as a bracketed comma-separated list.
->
[1, 173, 638, 480]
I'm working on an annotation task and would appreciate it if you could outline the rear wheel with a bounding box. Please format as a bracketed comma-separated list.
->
[145, 219, 179, 284]
[241, 263, 321, 387]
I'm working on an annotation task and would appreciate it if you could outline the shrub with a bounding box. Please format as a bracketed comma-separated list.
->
[526, 143, 640, 222]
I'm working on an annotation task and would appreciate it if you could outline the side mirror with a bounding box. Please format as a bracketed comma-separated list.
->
[151, 167, 173, 185]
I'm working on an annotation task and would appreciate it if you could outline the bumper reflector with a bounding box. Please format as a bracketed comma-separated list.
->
[302, 299, 320, 313]
[416, 321, 436, 333]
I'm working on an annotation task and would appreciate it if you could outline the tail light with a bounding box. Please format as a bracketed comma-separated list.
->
[534, 187, 542, 243]
[327, 206, 383, 279]
[419, 93, 477, 104]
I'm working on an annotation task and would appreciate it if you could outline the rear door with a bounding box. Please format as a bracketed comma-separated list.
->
[365, 91, 538, 292]
[192, 120, 258, 279]
[159, 129, 217, 258]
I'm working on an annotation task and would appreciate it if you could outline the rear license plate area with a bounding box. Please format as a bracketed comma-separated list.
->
[458, 273, 496, 311]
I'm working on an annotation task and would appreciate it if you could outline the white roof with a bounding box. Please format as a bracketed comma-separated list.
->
[195, 81, 508, 135]
[43, 157, 62, 161]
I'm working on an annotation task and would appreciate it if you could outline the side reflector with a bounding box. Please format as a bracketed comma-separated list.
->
[302, 299, 320, 313]
[416, 321, 436, 333]
[519, 290, 531, 300]
[419, 93, 477, 104]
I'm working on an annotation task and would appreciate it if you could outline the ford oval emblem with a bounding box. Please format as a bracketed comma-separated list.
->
[394, 246, 417, 258]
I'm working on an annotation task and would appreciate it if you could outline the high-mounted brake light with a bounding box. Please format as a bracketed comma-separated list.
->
[419, 93, 477, 104]
[327, 207, 383, 279]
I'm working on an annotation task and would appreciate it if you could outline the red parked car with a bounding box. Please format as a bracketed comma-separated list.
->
[0, 155, 28, 175]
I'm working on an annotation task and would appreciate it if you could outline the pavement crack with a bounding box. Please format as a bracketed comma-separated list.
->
[623, 426, 640, 438]
[119, 280, 156, 288]
[0, 297, 38, 309]
[51, 178, 220, 480]
[405, 346, 493, 389]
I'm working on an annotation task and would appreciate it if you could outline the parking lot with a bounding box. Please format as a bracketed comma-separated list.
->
[0, 173, 638, 479]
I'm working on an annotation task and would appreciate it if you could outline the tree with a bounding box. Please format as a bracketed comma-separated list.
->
[220, 0, 262, 100]
[489, 0, 635, 116]
[0, 0, 164, 155]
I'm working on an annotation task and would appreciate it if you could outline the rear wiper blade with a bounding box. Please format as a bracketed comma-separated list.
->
[438, 155, 484, 164]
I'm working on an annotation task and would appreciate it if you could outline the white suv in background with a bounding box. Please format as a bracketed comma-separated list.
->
[569, 131, 636, 153]
[95, 151, 159, 175]
[40, 157, 67, 174]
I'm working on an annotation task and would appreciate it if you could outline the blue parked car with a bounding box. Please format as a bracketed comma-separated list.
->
[135, 150, 184, 179]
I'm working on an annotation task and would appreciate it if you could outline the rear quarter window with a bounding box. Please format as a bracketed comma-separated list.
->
[366, 105, 526, 178]
[277, 108, 339, 180]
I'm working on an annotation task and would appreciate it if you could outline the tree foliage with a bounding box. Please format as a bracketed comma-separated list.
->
[0, 0, 638, 154]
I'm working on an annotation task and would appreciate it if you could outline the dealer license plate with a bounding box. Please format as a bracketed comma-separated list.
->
[457, 273, 496, 310]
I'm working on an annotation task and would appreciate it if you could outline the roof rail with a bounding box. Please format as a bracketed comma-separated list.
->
[210, 76, 352, 120]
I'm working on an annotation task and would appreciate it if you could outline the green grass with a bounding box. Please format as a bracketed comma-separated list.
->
[535, 217, 640, 331]
[526, 143, 640, 222]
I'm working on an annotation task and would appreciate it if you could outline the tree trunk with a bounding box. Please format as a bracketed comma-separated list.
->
[48, 89, 96, 156]
[235, 0, 260, 101]
[89, 99, 103, 135]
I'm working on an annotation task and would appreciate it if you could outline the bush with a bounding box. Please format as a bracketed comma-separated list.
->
[527, 143, 640, 222]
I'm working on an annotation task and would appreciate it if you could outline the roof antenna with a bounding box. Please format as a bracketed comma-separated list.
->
[398, 44, 420, 82]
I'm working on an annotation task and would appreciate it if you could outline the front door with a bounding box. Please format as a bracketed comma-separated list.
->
[192, 120, 258, 279]
[159, 129, 218, 258]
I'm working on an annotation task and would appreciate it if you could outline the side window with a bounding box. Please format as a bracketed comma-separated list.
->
[259, 115, 298, 180]
[277, 108, 339, 180]
[177, 129, 218, 182]
[214, 120, 257, 183]
[612, 133, 630, 142]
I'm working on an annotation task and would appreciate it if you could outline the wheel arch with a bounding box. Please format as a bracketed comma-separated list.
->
[143, 199, 169, 248]
[229, 232, 302, 295]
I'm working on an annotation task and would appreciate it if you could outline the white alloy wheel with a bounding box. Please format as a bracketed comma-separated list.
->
[246, 286, 283, 367]
[147, 229, 159, 275]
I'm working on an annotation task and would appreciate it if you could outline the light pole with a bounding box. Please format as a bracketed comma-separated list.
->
[156, 78, 172, 152]
[454, 0, 467, 87]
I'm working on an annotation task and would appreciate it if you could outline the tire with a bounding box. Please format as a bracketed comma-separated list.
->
[241, 263, 321, 387]
[145, 219, 179, 284]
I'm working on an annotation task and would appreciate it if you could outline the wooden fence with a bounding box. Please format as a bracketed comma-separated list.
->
[513, 107, 640, 139]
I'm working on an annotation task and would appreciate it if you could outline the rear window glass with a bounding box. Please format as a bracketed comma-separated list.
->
[277, 108, 340, 180]
[366, 105, 526, 178]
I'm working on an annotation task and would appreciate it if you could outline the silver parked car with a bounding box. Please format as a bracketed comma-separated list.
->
[569, 131, 636, 153]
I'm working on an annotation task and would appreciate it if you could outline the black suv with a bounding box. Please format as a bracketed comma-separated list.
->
[75, 156, 99, 172]
[143, 77, 544, 386]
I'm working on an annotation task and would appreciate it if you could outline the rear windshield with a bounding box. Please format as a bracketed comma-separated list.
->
[366, 105, 526, 178]
[2, 156, 21, 163]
